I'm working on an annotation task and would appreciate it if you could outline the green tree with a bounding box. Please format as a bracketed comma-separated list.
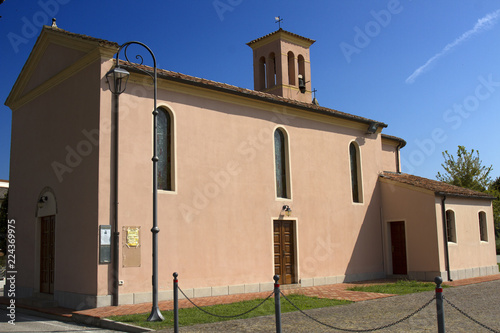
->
[488, 176, 500, 237]
[0, 189, 7, 253]
[437, 146, 499, 238]
[436, 146, 492, 192]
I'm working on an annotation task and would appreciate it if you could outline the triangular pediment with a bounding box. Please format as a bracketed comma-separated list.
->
[22, 42, 87, 95]
[5, 26, 117, 110]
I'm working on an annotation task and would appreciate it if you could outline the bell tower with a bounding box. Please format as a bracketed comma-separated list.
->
[247, 29, 315, 103]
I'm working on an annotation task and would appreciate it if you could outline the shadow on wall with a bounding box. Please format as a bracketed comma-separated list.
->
[344, 181, 386, 282]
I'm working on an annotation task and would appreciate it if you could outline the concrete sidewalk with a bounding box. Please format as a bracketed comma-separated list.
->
[1, 274, 500, 332]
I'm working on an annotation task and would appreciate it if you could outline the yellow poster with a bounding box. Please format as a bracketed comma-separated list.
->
[126, 227, 139, 247]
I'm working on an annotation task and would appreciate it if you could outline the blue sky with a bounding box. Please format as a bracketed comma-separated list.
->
[1, 0, 499, 182]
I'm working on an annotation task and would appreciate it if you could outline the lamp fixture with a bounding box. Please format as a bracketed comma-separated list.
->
[106, 66, 130, 95]
[38, 196, 48, 208]
[366, 122, 379, 134]
[282, 205, 292, 216]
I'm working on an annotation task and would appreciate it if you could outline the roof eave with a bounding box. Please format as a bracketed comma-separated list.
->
[143, 69, 388, 128]
[435, 191, 497, 200]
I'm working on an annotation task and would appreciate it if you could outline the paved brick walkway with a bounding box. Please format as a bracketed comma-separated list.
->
[73, 281, 396, 319]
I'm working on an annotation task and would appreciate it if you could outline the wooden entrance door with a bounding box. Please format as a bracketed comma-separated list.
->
[390, 221, 407, 275]
[40, 215, 55, 294]
[273, 220, 296, 284]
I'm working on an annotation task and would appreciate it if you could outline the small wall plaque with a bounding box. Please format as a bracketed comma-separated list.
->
[99, 225, 112, 264]
[126, 227, 140, 247]
[122, 226, 141, 267]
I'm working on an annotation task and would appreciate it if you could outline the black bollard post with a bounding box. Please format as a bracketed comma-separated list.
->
[173, 272, 179, 333]
[435, 276, 445, 333]
[274, 275, 282, 333]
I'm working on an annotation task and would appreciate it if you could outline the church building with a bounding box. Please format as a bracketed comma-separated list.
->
[5, 25, 498, 310]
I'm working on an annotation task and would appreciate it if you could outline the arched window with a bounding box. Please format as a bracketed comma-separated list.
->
[287, 51, 295, 85]
[298, 55, 305, 79]
[259, 56, 267, 90]
[446, 210, 456, 243]
[157, 108, 173, 191]
[268, 52, 277, 87]
[479, 211, 488, 242]
[274, 128, 289, 198]
[349, 142, 362, 203]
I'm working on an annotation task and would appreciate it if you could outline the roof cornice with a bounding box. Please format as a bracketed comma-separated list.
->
[123, 62, 388, 128]
[247, 28, 316, 49]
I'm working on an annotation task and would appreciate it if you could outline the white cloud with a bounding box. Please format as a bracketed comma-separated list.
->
[406, 9, 500, 84]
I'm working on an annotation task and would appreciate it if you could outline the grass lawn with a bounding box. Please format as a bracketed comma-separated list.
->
[347, 280, 450, 295]
[107, 294, 351, 330]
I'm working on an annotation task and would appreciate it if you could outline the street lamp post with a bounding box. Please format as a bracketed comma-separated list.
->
[106, 41, 164, 322]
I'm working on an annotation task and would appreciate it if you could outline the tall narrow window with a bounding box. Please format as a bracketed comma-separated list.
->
[287, 51, 295, 85]
[298, 55, 305, 80]
[479, 211, 488, 242]
[274, 128, 289, 198]
[446, 210, 456, 243]
[349, 142, 362, 203]
[157, 108, 172, 190]
[268, 52, 277, 87]
[259, 56, 267, 90]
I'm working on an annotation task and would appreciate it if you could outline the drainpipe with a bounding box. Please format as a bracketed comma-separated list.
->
[395, 142, 403, 173]
[440, 195, 452, 282]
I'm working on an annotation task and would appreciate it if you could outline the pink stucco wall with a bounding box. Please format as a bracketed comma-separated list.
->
[9, 54, 102, 296]
[380, 180, 441, 278]
[108, 74, 388, 295]
[434, 197, 497, 279]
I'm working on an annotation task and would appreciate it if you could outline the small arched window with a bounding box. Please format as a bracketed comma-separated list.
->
[479, 211, 488, 242]
[259, 56, 267, 90]
[349, 142, 362, 203]
[157, 108, 173, 191]
[268, 52, 277, 87]
[287, 51, 295, 85]
[274, 128, 289, 198]
[446, 210, 456, 243]
[298, 55, 305, 79]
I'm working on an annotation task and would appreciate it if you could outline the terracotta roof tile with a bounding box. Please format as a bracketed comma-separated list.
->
[123, 62, 387, 127]
[380, 172, 496, 199]
[247, 28, 315, 46]
[43, 25, 119, 48]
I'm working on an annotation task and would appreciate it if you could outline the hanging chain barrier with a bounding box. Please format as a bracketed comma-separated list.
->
[172, 272, 500, 333]
[177, 286, 274, 319]
[280, 291, 435, 332]
[443, 296, 500, 333]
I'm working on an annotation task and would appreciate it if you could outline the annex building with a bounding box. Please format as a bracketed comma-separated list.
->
[4, 25, 498, 309]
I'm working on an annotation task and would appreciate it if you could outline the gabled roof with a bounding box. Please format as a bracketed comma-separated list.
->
[380, 172, 496, 200]
[5, 26, 118, 109]
[247, 28, 316, 48]
[41, 25, 119, 48]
